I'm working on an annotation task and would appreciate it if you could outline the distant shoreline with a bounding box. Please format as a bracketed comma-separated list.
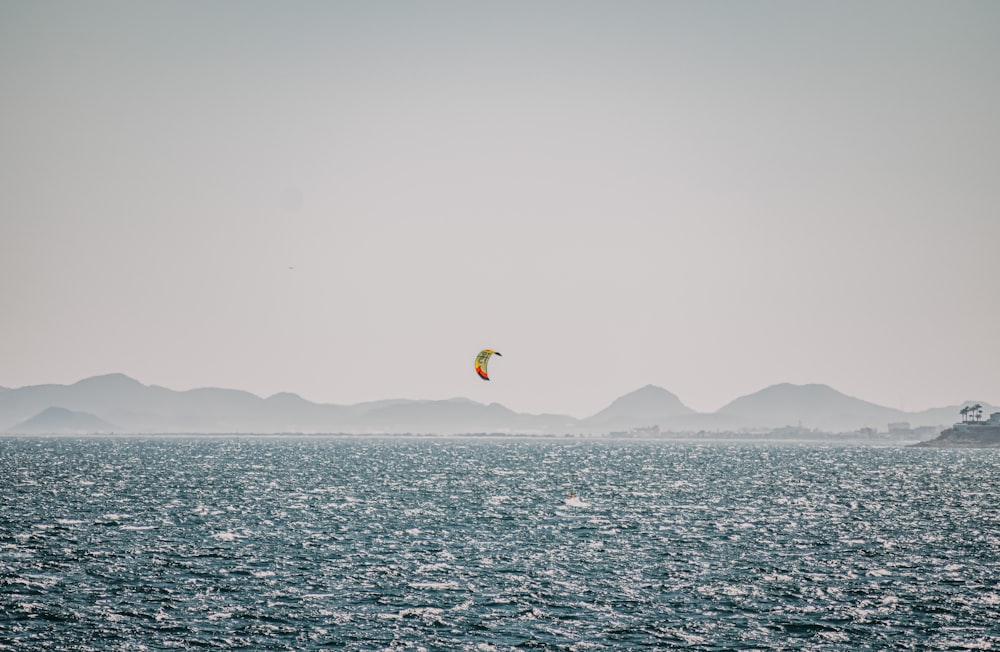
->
[0, 430, 938, 446]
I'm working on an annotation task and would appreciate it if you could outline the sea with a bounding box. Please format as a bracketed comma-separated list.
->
[1, 436, 998, 650]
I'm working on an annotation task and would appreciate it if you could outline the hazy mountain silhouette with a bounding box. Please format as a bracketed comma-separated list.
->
[8, 406, 118, 434]
[347, 398, 574, 434]
[583, 385, 695, 429]
[0, 374, 983, 435]
[715, 383, 910, 431]
[0, 374, 348, 434]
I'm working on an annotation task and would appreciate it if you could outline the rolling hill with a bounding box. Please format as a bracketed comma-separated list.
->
[9, 406, 118, 434]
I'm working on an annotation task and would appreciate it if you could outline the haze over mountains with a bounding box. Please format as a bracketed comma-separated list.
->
[0, 374, 990, 436]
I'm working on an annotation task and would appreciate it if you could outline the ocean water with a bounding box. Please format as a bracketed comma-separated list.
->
[1, 437, 998, 650]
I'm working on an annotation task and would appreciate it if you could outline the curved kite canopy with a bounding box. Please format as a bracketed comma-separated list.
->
[475, 349, 502, 381]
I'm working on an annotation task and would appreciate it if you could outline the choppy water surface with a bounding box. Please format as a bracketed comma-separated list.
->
[2, 437, 999, 650]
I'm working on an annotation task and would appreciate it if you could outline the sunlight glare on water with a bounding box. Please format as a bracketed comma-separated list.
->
[1, 437, 998, 649]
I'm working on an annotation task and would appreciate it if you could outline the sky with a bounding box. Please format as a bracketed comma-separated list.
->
[2, 1, 998, 418]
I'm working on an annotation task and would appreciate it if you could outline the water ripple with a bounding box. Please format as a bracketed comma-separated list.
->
[1, 438, 999, 649]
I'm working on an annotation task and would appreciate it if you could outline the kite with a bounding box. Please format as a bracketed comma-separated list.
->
[475, 349, 502, 381]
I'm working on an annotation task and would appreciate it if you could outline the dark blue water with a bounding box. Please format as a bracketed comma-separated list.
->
[2, 437, 998, 650]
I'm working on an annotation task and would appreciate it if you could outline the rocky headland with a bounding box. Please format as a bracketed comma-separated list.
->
[912, 423, 1000, 448]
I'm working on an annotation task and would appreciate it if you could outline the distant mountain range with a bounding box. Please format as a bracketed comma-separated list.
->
[0, 374, 993, 436]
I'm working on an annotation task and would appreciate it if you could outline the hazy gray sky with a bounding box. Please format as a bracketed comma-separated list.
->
[2, 1, 998, 417]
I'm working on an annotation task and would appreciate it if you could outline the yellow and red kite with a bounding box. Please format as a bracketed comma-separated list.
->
[475, 349, 502, 381]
